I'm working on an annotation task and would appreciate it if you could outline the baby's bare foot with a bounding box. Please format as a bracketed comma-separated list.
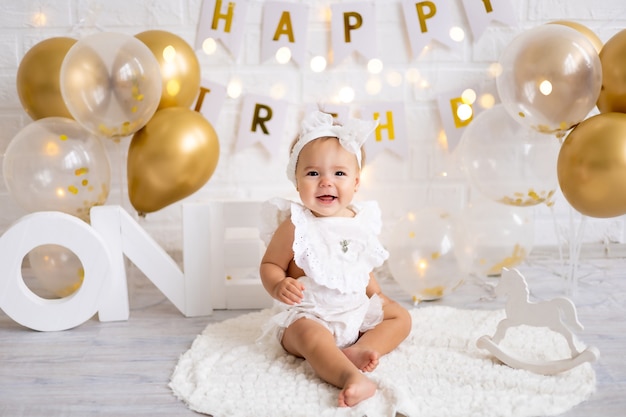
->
[338, 374, 377, 407]
[342, 346, 380, 372]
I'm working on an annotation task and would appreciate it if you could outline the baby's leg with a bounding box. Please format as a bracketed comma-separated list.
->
[342, 345, 379, 372]
[349, 296, 412, 371]
[282, 318, 376, 407]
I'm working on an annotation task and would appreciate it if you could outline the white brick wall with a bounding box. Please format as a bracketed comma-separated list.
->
[1, 0, 625, 255]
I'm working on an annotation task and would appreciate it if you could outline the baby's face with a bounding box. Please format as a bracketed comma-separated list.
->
[294, 137, 360, 218]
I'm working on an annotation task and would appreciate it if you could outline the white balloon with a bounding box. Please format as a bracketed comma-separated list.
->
[453, 201, 534, 278]
[387, 208, 462, 302]
[496, 24, 602, 135]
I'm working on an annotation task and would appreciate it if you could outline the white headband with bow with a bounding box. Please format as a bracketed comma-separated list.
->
[286, 111, 378, 186]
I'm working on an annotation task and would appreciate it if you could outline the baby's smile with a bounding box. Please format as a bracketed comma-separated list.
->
[317, 195, 337, 203]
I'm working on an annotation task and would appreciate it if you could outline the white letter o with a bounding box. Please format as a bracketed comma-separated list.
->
[0, 211, 111, 331]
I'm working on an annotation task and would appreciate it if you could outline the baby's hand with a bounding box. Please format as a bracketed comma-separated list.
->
[272, 277, 304, 305]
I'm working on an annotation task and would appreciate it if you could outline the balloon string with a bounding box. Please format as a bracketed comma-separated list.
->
[115, 139, 125, 208]
[567, 207, 587, 298]
[548, 204, 565, 277]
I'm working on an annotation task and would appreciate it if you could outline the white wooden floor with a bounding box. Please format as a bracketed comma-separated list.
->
[1, 251, 625, 417]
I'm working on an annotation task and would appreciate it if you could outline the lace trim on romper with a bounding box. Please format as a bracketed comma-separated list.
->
[290, 201, 387, 292]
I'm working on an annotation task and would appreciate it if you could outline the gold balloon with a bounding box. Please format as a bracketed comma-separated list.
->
[549, 20, 603, 53]
[557, 112, 626, 218]
[17, 37, 77, 120]
[127, 107, 219, 215]
[597, 30, 626, 113]
[135, 30, 201, 109]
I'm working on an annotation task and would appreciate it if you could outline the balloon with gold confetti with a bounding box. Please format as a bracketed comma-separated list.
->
[60, 32, 162, 140]
[2, 117, 111, 222]
[458, 104, 560, 208]
[453, 201, 534, 278]
[387, 208, 462, 303]
[27, 244, 84, 299]
[496, 24, 602, 136]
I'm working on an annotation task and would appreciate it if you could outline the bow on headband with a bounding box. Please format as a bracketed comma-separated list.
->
[286, 111, 378, 186]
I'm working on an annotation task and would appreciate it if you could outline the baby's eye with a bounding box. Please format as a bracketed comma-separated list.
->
[335, 171, 347, 176]
[306, 171, 319, 176]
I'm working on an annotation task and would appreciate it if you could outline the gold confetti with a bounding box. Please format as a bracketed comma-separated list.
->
[68, 185, 78, 194]
[59, 134, 68, 141]
[422, 286, 445, 298]
[487, 244, 527, 275]
[498, 188, 556, 207]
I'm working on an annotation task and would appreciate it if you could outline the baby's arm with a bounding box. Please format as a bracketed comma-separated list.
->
[260, 219, 304, 305]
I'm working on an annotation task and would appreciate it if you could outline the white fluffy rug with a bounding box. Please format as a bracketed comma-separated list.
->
[170, 306, 595, 417]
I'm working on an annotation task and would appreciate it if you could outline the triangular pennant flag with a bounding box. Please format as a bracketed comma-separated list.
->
[360, 103, 409, 161]
[261, 2, 309, 66]
[401, 0, 463, 57]
[194, 80, 227, 127]
[195, 0, 248, 58]
[331, 2, 377, 64]
[436, 84, 498, 152]
[461, 0, 517, 40]
[236, 94, 288, 157]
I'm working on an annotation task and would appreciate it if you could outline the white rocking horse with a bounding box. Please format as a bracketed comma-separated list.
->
[476, 268, 599, 375]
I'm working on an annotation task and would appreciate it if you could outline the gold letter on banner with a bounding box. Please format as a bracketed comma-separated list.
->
[236, 94, 287, 154]
[212, 0, 235, 32]
[481, 0, 494, 13]
[343, 12, 363, 42]
[374, 111, 396, 141]
[194, 87, 211, 112]
[415, 1, 437, 33]
[273, 11, 295, 42]
[251, 104, 273, 135]
[450, 97, 473, 128]
[362, 103, 408, 159]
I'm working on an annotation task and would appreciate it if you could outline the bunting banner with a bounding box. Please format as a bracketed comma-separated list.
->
[195, 0, 249, 58]
[261, 2, 309, 66]
[331, 2, 377, 64]
[461, 0, 517, 40]
[195, 1, 518, 62]
[235, 94, 288, 157]
[360, 102, 409, 160]
[195, 80, 227, 127]
[401, 0, 463, 57]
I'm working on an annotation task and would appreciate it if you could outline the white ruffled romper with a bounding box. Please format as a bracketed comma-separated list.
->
[260, 198, 389, 349]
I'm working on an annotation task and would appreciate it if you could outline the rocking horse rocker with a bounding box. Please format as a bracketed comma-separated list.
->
[476, 268, 600, 375]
